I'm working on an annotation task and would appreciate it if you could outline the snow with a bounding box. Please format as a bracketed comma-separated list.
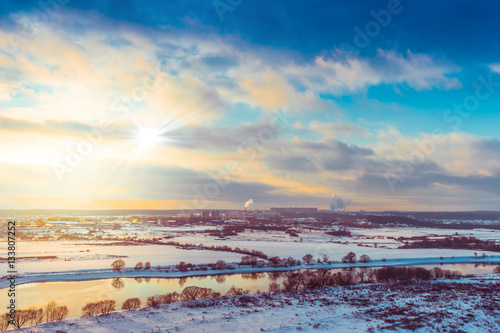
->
[10, 276, 500, 333]
[5, 241, 242, 274]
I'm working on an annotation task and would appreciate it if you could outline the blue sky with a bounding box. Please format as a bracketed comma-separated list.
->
[0, 0, 499, 210]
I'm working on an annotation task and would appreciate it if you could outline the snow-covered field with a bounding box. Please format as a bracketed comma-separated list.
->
[3, 227, 500, 281]
[2, 226, 500, 332]
[4, 241, 242, 274]
[169, 231, 499, 262]
[12, 275, 500, 333]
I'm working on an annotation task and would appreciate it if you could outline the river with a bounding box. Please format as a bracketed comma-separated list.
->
[1, 263, 498, 318]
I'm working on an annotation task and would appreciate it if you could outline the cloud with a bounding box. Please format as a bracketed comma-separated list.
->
[283, 49, 462, 95]
[265, 138, 375, 173]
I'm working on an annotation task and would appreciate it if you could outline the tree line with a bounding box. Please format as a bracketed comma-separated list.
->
[0, 301, 68, 330]
[400, 236, 500, 252]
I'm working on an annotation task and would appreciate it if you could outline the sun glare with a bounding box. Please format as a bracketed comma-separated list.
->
[135, 127, 163, 148]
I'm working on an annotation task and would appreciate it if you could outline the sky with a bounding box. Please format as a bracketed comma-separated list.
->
[0, 0, 499, 211]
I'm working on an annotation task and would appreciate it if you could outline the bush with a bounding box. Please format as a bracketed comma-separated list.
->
[144, 261, 151, 270]
[122, 298, 141, 310]
[134, 262, 143, 270]
[494, 265, 500, 274]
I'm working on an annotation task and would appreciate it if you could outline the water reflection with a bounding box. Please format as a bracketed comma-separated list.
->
[211, 274, 226, 284]
[268, 271, 284, 281]
[178, 277, 187, 286]
[241, 272, 265, 280]
[111, 278, 124, 289]
[1, 263, 497, 318]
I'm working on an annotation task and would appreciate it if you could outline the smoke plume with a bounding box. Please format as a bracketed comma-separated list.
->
[244, 199, 254, 209]
[330, 194, 351, 211]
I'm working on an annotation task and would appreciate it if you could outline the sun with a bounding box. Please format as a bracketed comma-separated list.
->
[135, 127, 163, 148]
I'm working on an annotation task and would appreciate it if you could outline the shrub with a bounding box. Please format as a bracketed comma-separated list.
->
[494, 265, 500, 274]
[144, 261, 151, 270]
[134, 262, 143, 270]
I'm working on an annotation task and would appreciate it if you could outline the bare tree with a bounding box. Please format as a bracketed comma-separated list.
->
[46, 301, 57, 322]
[82, 302, 99, 317]
[53, 306, 69, 322]
[359, 254, 371, 263]
[302, 254, 314, 264]
[111, 259, 126, 272]
[98, 300, 115, 315]
[341, 252, 356, 263]
[134, 262, 143, 270]
[144, 261, 151, 270]
[146, 295, 161, 308]
[14, 309, 31, 329]
[122, 298, 141, 310]
[159, 292, 180, 305]
[28, 308, 44, 326]
[180, 286, 200, 301]
[0, 313, 10, 331]
[432, 267, 444, 279]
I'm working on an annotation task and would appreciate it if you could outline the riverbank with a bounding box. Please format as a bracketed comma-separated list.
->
[2, 255, 500, 289]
